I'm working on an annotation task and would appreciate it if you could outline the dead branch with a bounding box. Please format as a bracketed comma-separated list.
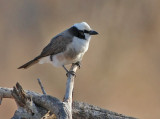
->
[0, 64, 137, 119]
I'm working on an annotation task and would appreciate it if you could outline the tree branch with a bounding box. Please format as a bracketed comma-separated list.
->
[0, 85, 136, 119]
[0, 64, 137, 119]
[63, 64, 79, 119]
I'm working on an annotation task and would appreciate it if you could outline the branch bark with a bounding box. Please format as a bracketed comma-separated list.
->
[63, 64, 78, 119]
[0, 64, 137, 119]
[0, 84, 136, 119]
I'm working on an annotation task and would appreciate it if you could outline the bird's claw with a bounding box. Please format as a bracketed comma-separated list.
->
[73, 62, 81, 69]
[66, 71, 76, 77]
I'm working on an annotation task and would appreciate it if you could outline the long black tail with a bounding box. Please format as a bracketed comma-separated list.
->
[18, 56, 41, 69]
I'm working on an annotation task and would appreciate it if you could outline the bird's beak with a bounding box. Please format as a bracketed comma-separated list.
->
[89, 30, 98, 35]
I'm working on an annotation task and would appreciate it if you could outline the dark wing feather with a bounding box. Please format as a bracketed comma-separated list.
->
[18, 33, 73, 69]
[40, 34, 73, 57]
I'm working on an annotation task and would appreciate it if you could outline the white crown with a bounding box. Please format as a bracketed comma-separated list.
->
[74, 22, 91, 31]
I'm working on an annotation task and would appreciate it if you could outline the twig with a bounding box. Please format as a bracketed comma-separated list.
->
[37, 78, 46, 95]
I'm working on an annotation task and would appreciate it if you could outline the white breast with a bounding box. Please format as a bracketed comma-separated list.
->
[69, 36, 90, 54]
[39, 36, 91, 67]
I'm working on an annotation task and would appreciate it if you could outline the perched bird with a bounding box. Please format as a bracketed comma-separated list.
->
[18, 22, 98, 76]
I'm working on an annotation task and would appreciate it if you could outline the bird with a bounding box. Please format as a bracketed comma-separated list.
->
[18, 22, 98, 76]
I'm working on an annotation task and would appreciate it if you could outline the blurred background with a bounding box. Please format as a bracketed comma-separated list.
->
[0, 0, 160, 119]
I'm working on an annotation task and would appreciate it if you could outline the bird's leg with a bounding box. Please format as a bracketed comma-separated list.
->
[62, 65, 76, 77]
[72, 61, 81, 69]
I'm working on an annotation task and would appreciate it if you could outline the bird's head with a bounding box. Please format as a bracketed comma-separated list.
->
[71, 22, 98, 40]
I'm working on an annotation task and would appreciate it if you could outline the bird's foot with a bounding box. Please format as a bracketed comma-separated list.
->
[73, 61, 81, 69]
[63, 65, 76, 77]
[66, 71, 76, 77]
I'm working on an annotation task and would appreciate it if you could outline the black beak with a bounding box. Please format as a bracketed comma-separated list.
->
[89, 30, 98, 35]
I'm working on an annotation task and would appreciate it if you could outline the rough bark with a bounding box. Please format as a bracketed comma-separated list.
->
[0, 84, 137, 119]
[0, 64, 137, 119]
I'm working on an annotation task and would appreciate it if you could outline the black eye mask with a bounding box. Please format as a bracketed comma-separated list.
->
[78, 30, 85, 39]
[84, 30, 90, 34]
[69, 26, 87, 40]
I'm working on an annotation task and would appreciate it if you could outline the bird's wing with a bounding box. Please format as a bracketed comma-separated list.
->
[39, 34, 73, 57]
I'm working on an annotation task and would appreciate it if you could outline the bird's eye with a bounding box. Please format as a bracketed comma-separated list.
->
[79, 30, 83, 33]
[78, 30, 84, 35]
[77, 30, 85, 38]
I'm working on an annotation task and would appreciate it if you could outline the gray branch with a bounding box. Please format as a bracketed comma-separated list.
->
[63, 64, 78, 119]
[0, 64, 137, 119]
[0, 84, 136, 119]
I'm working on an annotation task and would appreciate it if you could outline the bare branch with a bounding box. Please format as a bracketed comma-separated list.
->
[0, 85, 137, 119]
[62, 64, 79, 119]
[0, 87, 12, 104]
[0, 64, 137, 119]
[37, 78, 46, 95]
[11, 82, 42, 119]
[63, 64, 78, 103]
[72, 101, 136, 119]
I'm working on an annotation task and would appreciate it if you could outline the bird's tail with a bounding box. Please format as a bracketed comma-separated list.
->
[18, 56, 41, 69]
